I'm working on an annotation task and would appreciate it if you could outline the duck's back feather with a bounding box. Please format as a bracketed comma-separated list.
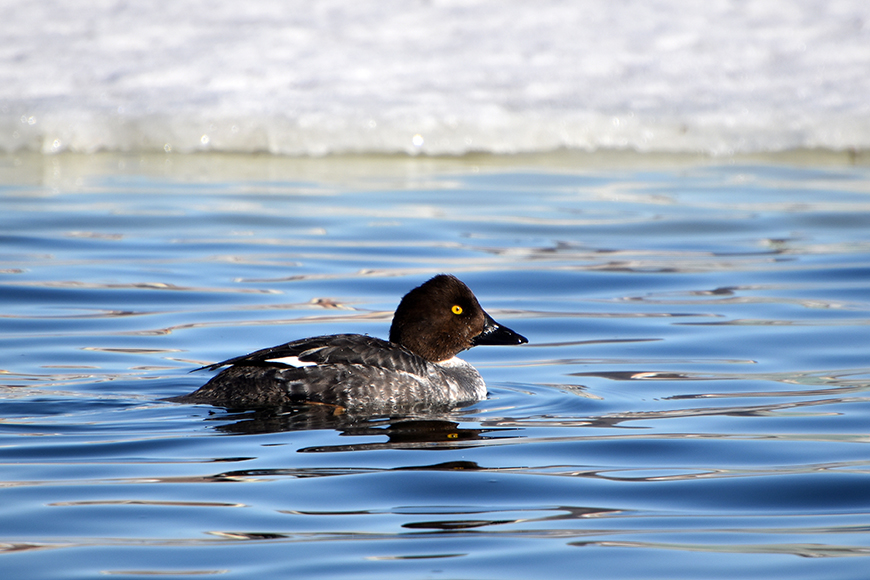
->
[197, 334, 428, 375]
[173, 334, 482, 411]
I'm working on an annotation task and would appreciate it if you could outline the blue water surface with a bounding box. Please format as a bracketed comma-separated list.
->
[1, 151, 870, 579]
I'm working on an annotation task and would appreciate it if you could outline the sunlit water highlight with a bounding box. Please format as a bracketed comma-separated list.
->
[1, 151, 870, 579]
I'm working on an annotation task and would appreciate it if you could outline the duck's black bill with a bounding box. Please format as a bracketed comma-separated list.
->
[473, 313, 528, 346]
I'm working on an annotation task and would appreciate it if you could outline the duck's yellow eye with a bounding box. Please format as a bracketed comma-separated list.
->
[451, 305, 463, 315]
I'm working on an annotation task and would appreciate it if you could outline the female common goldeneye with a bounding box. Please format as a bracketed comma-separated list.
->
[171, 275, 527, 411]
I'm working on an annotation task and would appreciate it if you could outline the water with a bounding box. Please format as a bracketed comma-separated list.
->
[6, 3, 870, 576]
[3, 1, 870, 155]
[1, 150, 869, 579]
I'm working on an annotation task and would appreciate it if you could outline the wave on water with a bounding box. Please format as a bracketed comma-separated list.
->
[2, 0, 869, 156]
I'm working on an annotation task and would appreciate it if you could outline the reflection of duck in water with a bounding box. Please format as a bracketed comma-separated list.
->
[170, 275, 527, 412]
[211, 411, 516, 450]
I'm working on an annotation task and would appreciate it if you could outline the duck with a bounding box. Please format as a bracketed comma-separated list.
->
[170, 274, 527, 411]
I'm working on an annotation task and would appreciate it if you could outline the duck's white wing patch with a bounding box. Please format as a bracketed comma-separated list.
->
[264, 355, 318, 367]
